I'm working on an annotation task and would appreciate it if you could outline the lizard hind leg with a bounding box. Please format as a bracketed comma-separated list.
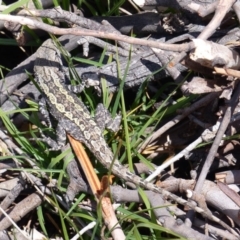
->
[95, 103, 121, 133]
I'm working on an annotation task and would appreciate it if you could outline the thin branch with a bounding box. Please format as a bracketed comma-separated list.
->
[194, 82, 240, 192]
[0, 13, 194, 52]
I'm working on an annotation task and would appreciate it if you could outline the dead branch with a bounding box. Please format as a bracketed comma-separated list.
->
[0, 11, 194, 52]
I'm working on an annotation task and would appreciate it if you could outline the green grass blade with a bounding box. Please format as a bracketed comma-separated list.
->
[106, 0, 125, 16]
[37, 206, 48, 237]
[2, 0, 30, 14]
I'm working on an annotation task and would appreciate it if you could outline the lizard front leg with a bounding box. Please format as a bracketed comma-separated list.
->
[95, 103, 121, 132]
[36, 119, 67, 151]
[39, 97, 52, 128]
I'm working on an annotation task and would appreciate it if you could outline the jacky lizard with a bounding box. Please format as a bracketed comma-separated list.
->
[33, 39, 231, 229]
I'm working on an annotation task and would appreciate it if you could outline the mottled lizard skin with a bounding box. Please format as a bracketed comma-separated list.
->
[33, 39, 218, 221]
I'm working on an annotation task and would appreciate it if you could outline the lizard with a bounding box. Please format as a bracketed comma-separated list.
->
[33, 39, 234, 231]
